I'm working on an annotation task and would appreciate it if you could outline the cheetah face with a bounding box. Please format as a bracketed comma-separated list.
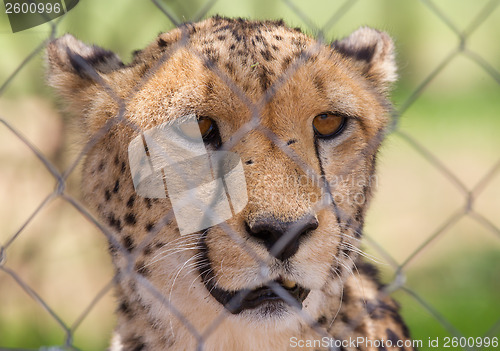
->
[47, 17, 396, 326]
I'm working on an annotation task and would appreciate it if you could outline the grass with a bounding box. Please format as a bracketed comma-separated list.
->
[393, 250, 500, 347]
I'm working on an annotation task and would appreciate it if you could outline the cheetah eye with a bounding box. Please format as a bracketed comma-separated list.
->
[178, 116, 215, 140]
[312, 113, 346, 138]
[197, 116, 215, 139]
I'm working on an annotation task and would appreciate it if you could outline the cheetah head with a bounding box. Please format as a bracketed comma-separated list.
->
[47, 16, 396, 340]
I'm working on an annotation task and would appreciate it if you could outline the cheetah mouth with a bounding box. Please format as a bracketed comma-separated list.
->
[202, 276, 310, 314]
[197, 231, 310, 314]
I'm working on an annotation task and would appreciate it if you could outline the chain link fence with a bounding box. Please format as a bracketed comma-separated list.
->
[1, 0, 499, 350]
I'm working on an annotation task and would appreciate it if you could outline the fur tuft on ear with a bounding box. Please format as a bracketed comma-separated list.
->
[333, 27, 397, 92]
[46, 34, 123, 95]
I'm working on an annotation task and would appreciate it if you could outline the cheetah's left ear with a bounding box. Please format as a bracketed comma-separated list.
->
[46, 34, 124, 101]
[332, 27, 397, 93]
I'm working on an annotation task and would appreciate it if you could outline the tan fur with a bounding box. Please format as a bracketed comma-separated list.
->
[47, 17, 412, 351]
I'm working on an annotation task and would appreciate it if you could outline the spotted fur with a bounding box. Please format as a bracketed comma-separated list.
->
[47, 16, 413, 351]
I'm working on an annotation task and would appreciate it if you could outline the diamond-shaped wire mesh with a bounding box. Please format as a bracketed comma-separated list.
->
[1, 0, 499, 350]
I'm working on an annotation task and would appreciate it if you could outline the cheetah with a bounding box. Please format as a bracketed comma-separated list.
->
[47, 16, 413, 351]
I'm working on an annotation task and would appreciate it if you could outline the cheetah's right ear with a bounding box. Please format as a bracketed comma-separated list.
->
[332, 27, 397, 93]
[46, 34, 124, 99]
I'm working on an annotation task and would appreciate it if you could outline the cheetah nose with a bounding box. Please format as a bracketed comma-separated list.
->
[246, 215, 318, 261]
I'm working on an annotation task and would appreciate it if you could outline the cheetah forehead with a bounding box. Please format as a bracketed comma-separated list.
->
[133, 16, 313, 74]
[126, 16, 322, 103]
[130, 16, 395, 95]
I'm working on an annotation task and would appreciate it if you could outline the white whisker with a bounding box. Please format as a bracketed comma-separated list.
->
[328, 267, 344, 329]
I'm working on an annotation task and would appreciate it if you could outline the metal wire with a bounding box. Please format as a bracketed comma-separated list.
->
[1, 0, 499, 350]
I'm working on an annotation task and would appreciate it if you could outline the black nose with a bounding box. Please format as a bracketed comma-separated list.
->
[246, 215, 319, 261]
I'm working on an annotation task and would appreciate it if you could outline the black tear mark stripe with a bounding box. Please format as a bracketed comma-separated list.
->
[314, 139, 342, 226]
[335, 229, 345, 259]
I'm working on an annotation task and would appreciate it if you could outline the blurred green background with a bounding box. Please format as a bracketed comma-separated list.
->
[1, 0, 499, 350]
